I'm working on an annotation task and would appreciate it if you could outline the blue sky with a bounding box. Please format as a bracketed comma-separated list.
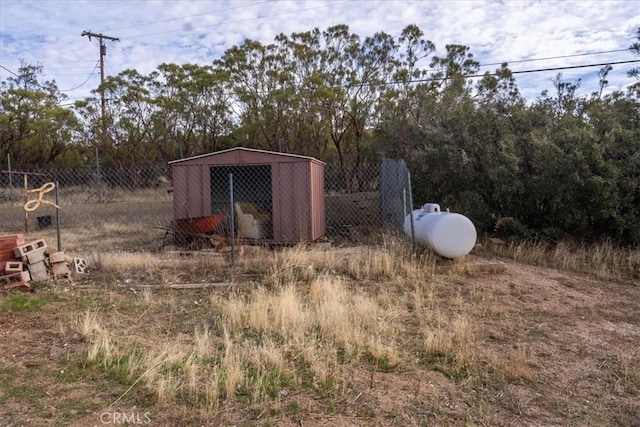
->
[1, 0, 638, 102]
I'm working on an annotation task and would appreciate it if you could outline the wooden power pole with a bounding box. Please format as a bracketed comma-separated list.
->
[81, 31, 119, 124]
[81, 31, 119, 203]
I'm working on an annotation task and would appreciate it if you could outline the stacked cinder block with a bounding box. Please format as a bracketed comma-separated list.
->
[0, 234, 88, 290]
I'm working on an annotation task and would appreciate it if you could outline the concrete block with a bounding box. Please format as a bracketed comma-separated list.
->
[30, 269, 49, 282]
[20, 270, 31, 282]
[52, 262, 70, 279]
[5, 261, 24, 273]
[27, 260, 47, 274]
[26, 249, 45, 265]
[27, 260, 49, 281]
[72, 258, 88, 274]
[13, 239, 47, 259]
[49, 251, 66, 264]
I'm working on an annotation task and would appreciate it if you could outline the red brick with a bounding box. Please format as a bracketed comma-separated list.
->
[1, 271, 30, 288]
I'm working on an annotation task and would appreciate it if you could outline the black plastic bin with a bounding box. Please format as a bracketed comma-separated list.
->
[37, 215, 52, 229]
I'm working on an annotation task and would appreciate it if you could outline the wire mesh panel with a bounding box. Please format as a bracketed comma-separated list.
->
[210, 165, 273, 241]
[0, 155, 413, 248]
[0, 165, 172, 232]
[380, 157, 413, 234]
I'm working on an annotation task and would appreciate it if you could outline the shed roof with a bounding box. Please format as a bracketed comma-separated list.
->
[168, 147, 325, 166]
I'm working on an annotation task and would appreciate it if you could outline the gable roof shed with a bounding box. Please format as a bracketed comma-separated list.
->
[169, 147, 325, 243]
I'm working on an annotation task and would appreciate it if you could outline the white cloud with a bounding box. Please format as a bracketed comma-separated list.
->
[0, 0, 637, 101]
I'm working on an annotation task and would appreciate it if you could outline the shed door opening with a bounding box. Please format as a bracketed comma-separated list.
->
[210, 165, 272, 240]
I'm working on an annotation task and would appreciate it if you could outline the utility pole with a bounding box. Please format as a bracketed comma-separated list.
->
[81, 31, 119, 203]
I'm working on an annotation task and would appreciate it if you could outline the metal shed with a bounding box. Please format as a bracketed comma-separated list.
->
[169, 147, 325, 243]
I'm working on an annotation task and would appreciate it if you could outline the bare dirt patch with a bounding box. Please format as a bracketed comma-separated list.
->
[1, 254, 639, 426]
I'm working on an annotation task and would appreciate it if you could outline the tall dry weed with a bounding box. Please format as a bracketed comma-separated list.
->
[491, 239, 640, 282]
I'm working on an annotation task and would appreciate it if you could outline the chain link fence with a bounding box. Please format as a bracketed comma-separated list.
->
[0, 157, 413, 248]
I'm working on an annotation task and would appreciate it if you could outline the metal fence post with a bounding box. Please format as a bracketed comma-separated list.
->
[407, 170, 416, 255]
[55, 180, 62, 251]
[229, 172, 235, 265]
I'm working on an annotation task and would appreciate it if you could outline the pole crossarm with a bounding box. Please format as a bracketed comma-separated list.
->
[81, 31, 120, 42]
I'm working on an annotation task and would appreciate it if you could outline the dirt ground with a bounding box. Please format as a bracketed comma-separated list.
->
[1, 255, 639, 426]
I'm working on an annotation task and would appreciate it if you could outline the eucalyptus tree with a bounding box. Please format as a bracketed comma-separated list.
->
[216, 24, 411, 192]
[151, 63, 232, 159]
[97, 68, 158, 168]
[0, 63, 82, 167]
[215, 39, 297, 153]
[375, 24, 436, 159]
[315, 24, 402, 191]
[405, 45, 482, 213]
[274, 28, 331, 159]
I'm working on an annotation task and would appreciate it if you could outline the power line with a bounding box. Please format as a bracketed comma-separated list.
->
[479, 49, 631, 67]
[509, 59, 640, 76]
[59, 61, 100, 92]
[0, 65, 20, 77]
[369, 59, 640, 88]
[56, 58, 639, 103]
[1, 60, 97, 64]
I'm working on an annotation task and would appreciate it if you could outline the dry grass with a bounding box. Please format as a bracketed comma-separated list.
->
[71, 239, 488, 415]
[4, 221, 639, 425]
[487, 238, 640, 283]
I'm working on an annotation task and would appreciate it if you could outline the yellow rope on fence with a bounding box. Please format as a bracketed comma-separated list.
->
[23, 182, 60, 212]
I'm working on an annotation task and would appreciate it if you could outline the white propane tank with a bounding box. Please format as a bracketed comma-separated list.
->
[403, 203, 477, 259]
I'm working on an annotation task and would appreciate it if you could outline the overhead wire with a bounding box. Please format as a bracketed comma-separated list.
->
[345, 59, 640, 89]
[59, 61, 100, 92]
[0, 65, 20, 77]
[478, 49, 632, 67]
[1, 1, 636, 97]
[55, 58, 638, 104]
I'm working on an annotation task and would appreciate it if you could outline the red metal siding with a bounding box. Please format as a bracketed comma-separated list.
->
[272, 163, 293, 241]
[172, 165, 188, 218]
[271, 161, 313, 242]
[173, 165, 211, 220]
[293, 162, 310, 241]
[170, 148, 325, 243]
[309, 162, 325, 240]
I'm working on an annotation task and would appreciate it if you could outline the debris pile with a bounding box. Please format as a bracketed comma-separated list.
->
[0, 234, 87, 290]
